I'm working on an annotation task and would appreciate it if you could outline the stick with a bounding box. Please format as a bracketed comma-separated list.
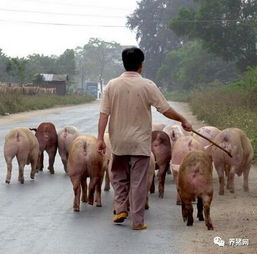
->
[192, 129, 232, 158]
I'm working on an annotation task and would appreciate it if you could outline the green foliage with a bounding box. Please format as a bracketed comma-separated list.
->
[189, 67, 257, 161]
[157, 40, 237, 89]
[0, 94, 94, 115]
[170, 0, 257, 70]
[75, 38, 122, 85]
[127, 0, 197, 81]
[164, 90, 192, 102]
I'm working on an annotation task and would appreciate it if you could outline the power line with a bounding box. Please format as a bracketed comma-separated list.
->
[10, 0, 130, 11]
[0, 7, 125, 19]
[0, 18, 126, 27]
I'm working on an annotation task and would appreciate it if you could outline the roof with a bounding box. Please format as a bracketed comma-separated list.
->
[40, 74, 68, 82]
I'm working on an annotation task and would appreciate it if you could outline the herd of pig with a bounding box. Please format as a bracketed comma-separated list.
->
[3, 122, 254, 231]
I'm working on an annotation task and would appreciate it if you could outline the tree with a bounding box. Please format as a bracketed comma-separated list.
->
[127, 0, 196, 81]
[6, 57, 28, 84]
[57, 49, 76, 76]
[170, 0, 257, 71]
[157, 40, 237, 89]
[75, 38, 123, 86]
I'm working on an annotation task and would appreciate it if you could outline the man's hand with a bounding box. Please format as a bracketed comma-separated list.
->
[181, 120, 192, 132]
[97, 139, 106, 154]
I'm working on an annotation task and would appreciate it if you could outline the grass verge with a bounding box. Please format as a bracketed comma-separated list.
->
[189, 86, 257, 161]
[0, 94, 95, 115]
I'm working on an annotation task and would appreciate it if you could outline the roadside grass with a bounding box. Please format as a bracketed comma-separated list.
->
[0, 94, 95, 115]
[164, 90, 191, 102]
[189, 86, 257, 161]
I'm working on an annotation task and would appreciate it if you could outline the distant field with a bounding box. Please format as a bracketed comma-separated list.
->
[0, 94, 95, 115]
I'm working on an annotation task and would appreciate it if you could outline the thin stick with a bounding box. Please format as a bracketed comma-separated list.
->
[192, 129, 232, 158]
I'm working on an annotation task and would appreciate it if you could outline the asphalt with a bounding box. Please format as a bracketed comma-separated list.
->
[0, 101, 195, 254]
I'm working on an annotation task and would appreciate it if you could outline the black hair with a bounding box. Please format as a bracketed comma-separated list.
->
[122, 47, 144, 71]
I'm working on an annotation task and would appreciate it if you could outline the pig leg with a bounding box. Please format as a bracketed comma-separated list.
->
[215, 165, 225, 195]
[243, 165, 251, 192]
[197, 197, 204, 221]
[18, 160, 26, 184]
[202, 194, 214, 230]
[88, 178, 97, 206]
[185, 201, 194, 226]
[176, 191, 182, 205]
[181, 201, 187, 222]
[95, 177, 103, 207]
[47, 148, 57, 174]
[5, 157, 13, 184]
[150, 174, 155, 193]
[70, 176, 81, 212]
[104, 169, 110, 192]
[38, 152, 44, 171]
[61, 156, 68, 174]
[157, 164, 168, 198]
[30, 157, 38, 180]
[227, 166, 235, 193]
[81, 178, 87, 203]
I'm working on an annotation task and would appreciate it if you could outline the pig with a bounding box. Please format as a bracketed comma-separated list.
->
[4, 127, 39, 184]
[151, 130, 171, 198]
[163, 124, 185, 150]
[172, 136, 204, 204]
[68, 134, 106, 212]
[57, 126, 80, 173]
[152, 123, 166, 131]
[210, 128, 254, 195]
[192, 126, 221, 148]
[178, 150, 214, 230]
[33, 122, 58, 174]
[103, 133, 112, 191]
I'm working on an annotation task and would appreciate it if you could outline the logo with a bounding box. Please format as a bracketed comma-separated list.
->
[213, 236, 225, 247]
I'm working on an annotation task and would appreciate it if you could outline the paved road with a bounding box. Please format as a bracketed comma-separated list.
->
[0, 101, 198, 254]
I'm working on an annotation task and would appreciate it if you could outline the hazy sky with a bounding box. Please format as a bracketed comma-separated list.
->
[0, 0, 138, 57]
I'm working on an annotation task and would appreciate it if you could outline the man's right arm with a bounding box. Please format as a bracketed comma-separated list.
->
[148, 82, 192, 132]
[163, 107, 192, 132]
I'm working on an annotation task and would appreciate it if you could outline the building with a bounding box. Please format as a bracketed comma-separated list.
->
[36, 74, 69, 95]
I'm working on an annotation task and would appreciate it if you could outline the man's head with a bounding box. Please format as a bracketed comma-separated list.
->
[122, 47, 144, 72]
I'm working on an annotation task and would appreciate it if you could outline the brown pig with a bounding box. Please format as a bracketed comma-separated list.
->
[178, 150, 214, 230]
[57, 126, 80, 173]
[103, 133, 113, 191]
[210, 128, 254, 195]
[151, 130, 171, 198]
[172, 136, 204, 204]
[68, 135, 106, 212]
[33, 122, 58, 174]
[4, 127, 39, 184]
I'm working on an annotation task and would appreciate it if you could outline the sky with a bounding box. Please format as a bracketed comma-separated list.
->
[0, 0, 139, 57]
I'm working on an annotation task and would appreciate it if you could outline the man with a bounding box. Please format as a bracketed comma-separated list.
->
[97, 47, 192, 230]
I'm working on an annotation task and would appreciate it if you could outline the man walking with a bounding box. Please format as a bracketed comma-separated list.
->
[97, 47, 192, 230]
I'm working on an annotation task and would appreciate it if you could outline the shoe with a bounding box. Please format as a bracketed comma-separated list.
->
[113, 212, 128, 223]
[132, 224, 148, 230]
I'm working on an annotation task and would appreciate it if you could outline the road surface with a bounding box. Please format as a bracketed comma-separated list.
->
[0, 101, 256, 254]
